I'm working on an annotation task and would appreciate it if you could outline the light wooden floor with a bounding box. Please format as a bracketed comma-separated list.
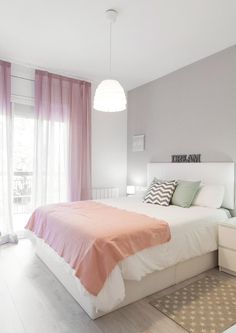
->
[1, 240, 236, 333]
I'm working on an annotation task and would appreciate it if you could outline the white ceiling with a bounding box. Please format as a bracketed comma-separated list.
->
[0, 0, 236, 90]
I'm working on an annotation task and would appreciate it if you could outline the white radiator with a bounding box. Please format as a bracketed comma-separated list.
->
[92, 187, 120, 200]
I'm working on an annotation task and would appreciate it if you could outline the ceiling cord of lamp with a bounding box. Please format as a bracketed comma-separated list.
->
[93, 9, 127, 112]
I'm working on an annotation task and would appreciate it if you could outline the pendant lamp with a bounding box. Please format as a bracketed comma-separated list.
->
[93, 9, 127, 112]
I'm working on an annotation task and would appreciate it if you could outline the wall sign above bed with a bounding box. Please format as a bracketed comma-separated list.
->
[171, 154, 201, 163]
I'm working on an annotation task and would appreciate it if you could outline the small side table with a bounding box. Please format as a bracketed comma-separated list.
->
[218, 217, 236, 276]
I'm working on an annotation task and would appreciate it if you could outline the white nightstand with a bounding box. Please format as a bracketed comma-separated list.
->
[219, 218, 236, 276]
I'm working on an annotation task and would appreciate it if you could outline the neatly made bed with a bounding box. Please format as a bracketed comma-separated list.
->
[27, 162, 234, 319]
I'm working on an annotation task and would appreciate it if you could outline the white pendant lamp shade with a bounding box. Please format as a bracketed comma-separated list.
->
[94, 79, 127, 112]
[94, 9, 127, 112]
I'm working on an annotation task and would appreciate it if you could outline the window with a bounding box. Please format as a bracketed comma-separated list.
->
[12, 103, 34, 230]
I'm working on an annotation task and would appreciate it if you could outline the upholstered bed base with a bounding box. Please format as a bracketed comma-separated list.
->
[33, 235, 217, 319]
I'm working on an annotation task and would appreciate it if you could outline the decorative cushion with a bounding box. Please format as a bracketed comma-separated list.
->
[143, 180, 177, 206]
[146, 177, 159, 188]
[192, 184, 225, 208]
[171, 180, 201, 208]
[143, 178, 159, 198]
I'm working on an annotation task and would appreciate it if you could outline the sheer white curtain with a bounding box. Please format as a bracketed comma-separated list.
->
[0, 60, 17, 244]
[33, 116, 69, 206]
[33, 75, 69, 206]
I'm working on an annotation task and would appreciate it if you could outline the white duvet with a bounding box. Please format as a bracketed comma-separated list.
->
[36, 196, 230, 312]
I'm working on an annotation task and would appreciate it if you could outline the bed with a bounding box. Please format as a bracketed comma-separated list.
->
[27, 162, 234, 319]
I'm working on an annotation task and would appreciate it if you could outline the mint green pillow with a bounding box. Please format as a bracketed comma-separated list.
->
[171, 180, 200, 208]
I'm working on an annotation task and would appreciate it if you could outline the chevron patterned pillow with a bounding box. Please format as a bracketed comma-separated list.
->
[143, 180, 178, 206]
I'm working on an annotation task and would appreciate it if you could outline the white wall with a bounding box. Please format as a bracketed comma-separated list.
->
[11, 64, 127, 195]
[127, 46, 236, 188]
[92, 104, 127, 195]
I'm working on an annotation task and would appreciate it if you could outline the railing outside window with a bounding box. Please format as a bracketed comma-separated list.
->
[12, 173, 120, 215]
[13, 171, 33, 214]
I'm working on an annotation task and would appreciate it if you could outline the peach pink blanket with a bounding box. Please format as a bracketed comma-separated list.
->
[26, 201, 171, 295]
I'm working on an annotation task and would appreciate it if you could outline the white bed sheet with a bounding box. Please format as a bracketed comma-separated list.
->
[33, 196, 230, 312]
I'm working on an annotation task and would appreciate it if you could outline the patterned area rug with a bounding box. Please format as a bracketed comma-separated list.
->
[150, 275, 236, 333]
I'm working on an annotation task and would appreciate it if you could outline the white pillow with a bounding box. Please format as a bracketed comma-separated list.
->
[192, 184, 225, 209]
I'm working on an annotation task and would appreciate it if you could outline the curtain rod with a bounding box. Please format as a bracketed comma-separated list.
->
[11, 74, 34, 82]
[1, 56, 93, 83]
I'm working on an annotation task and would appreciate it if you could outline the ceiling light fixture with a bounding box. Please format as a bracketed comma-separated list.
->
[93, 9, 127, 112]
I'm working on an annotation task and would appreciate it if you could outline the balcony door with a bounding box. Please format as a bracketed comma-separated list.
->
[12, 103, 34, 231]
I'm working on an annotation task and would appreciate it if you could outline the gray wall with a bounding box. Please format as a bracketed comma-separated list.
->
[127, 45, 236, 188]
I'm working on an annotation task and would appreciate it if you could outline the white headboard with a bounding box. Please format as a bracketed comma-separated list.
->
[147, 162, 234, 209]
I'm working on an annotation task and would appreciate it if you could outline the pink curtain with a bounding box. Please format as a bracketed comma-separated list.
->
[35, 70, 91, 203]
[69, 79, 91, 201]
